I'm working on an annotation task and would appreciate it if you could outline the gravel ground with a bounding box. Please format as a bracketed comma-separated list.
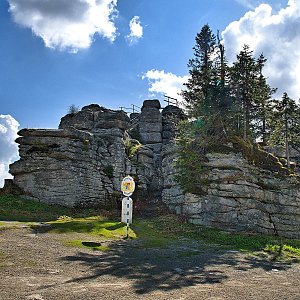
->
[1, 226, 300, 300]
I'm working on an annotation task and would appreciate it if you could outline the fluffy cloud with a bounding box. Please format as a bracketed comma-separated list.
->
[8, 0, 118, 52]
[222, 0, 300, 100]
[126, 16, 143, 45]
[142, 70, 189, 104]
[0, 115, 19, 188]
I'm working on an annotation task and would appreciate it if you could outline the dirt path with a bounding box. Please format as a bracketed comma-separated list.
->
[1, 227, 300, 300]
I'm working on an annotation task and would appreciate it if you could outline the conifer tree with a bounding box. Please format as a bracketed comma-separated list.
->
[181, 24, 233, 137]
[252, 54, 276, 144]
[181, 24, 217, 117]
[269, 93, 300, 167]
[230, 45, 256, 139]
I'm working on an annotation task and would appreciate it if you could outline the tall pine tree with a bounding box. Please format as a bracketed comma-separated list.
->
[270, 93, 300, 167]
[181, 24, 217, 118]
[181, 24, 232, 136]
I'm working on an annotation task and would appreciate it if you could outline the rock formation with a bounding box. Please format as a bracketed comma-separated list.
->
[8, 100, 300, 239]
[161, 143, 300, 239]
[9, 103, 161, 207]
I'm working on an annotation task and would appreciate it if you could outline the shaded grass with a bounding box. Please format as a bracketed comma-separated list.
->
[134, 215, 300, 262]
[0, 194, 102, 222]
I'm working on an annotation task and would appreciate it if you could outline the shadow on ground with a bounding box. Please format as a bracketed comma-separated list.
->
[56, 239, 291, 295]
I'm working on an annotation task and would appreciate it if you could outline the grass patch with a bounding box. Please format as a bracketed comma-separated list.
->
[46, 217, 136, 239]
[1, 194, 299, 262]
[0, 194, 101, 222]
[65, 240, 110, 251]
[132, 215, 300, 262]
[261, 244, 300, 262]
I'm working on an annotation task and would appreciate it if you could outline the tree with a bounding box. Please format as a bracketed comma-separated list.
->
[269, 93, 300, 167]
[181, 24, 217, 117]
[251, 54, 276, 144]
[181, 25, 233, 137]
[230, 45, 257, 139]
[230, 46, 275, 141]
[68, 104, 80, 115]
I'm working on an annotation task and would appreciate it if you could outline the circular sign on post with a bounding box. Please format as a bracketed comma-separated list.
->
[121, 175, 135, 197]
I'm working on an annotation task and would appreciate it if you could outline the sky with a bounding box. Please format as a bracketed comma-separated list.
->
[0, 0, 299, 186]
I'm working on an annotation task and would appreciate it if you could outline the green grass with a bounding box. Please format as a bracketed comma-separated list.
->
[0, 194, 101, 222]
[132, 215, 300, 262]
[1, 194, 300, 262]
[45, 217, 136, 239]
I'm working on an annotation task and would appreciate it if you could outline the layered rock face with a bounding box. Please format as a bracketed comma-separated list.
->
[10, 104, 157, 207]
[161, 145, 300, 239]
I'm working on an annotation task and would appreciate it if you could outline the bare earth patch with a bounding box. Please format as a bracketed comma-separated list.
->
[1, 227, 300, 300]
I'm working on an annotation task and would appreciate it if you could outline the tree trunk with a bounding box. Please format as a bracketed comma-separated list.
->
[285, 117, 290, 168]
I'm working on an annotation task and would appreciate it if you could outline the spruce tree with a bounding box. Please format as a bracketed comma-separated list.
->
[181, 25, 233, 137]
[181, 24, 217, 117]
[230, 45, 256, 139]
[270, 93, 300, 167]
[252, 54, 276, 144]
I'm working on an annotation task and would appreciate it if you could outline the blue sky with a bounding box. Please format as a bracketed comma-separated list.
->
[1, 0, 299, 186]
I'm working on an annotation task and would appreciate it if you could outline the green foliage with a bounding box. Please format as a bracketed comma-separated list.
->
[103, 165, 114, 178]
[269, 93, 300, 166]
[123, 135, 142, 158]
[68, 104, 80, 115]
[129, 127, 142, 142]
[181, 24, 232, 123]
[174, 119, 296, 194]
[174, 121, 207, 194]
[229, 136, 295, 176]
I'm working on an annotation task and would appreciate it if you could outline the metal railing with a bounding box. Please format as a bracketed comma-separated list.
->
[120, 104, 141, 114]
[164, 95, 178, 106]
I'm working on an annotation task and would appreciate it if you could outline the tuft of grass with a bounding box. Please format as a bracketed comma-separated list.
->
[262, 243, 300, 262]
[65, 240, 110, 251]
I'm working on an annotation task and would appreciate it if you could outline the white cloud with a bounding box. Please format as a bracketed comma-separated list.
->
[142, 70, 189, 104]
[0, 115, 19, 188]
[126, 16, 143, 45]
[222, 0, 300, 100]
[8, 0, 118, 52]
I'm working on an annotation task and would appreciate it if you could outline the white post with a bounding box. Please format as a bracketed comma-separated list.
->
[126, 196, 129, 238]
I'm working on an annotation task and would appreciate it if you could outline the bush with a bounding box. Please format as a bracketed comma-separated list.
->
[68, 104, 80, 115]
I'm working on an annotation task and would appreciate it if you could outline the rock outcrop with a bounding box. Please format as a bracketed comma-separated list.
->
[161, 143, 300, 239]
[8, 100, 300, 239]
[10, 104, 158, 207]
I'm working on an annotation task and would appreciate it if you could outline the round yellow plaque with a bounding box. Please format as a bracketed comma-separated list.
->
[121, 175, 135, 196]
